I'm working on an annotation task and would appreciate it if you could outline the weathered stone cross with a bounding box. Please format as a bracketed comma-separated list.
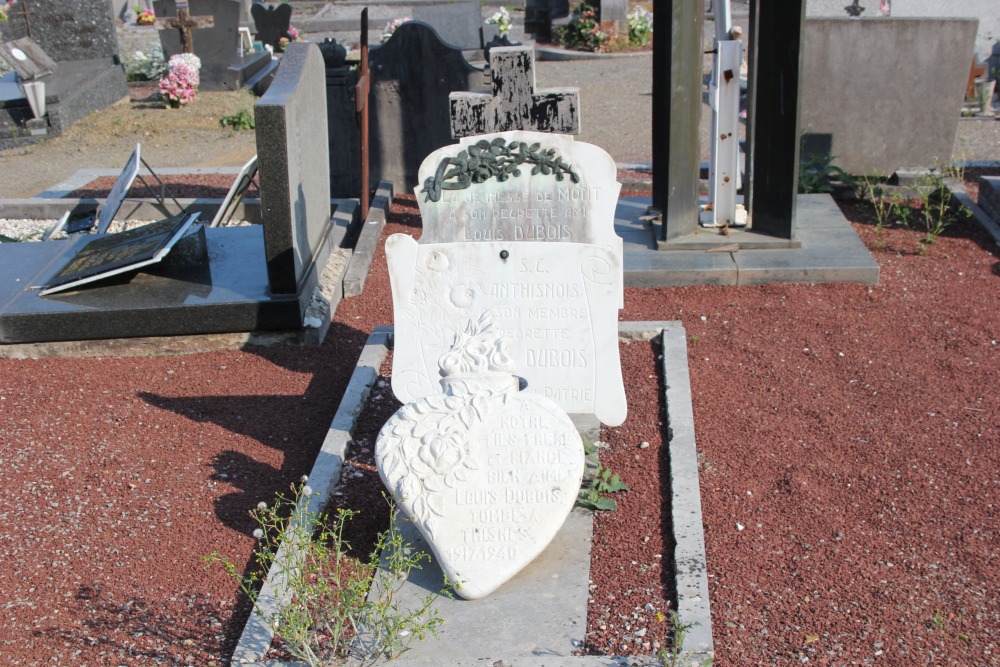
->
[154, 0, 214, 54]
[449, 46, 580, 138]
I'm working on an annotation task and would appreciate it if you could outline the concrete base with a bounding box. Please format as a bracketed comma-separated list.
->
[0, 59, 127, 147]
[619, 194, 880, 287]
[0, 197, 376, 345]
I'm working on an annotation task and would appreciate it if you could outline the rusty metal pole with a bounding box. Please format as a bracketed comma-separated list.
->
[356, 8, 370, 219]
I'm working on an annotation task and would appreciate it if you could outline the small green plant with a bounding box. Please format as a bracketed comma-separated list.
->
[206, 480, 444, 666]
[578, 463, 628, 511]
[658, 610, 713, 667]
[798, 152, 852, 194]
[555, 2, 612, 53]
[896, 164, 972, 253]
[856, 171, 895, 247]
[220, 107, 255, 131]
[594, 464, 629, 493]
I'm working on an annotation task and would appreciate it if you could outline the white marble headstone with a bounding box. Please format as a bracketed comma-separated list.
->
[387, 130, 627, 426]
[377, 312, 584, 599]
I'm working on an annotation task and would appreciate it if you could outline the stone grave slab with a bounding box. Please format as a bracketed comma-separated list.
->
[412, 1, 485, 52]
[0, 42, 358, 345]
[0, 0, 127, 142]
[388, 130, 626, 426]
[365, 21, 482, 193]
[255, 43, 332, 296]
[377, 312, 584, 599]
[1, 0, 120, 62]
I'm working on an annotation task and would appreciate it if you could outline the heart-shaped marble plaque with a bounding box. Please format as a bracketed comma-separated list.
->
[376, 314, 584, 599]
[377, 383, 583, 599]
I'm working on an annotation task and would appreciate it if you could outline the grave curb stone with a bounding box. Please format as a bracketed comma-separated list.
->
[231, 322, 714, 667]
[232, 325, 393, 663]
[948, 180, 1000, 248]
[344, 180, 393, 297]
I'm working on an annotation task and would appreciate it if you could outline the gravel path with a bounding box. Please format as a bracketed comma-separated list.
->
[2, 192, 998, 665]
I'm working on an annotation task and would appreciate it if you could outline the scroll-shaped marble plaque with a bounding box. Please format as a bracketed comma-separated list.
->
[376, 312, 584, 599]
[387, 237, 626, 426]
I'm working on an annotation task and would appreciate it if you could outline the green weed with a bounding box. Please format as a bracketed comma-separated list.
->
[205, 480, 444, 666]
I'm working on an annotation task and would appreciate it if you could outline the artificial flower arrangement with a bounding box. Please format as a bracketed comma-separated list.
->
[277, 24, 301, 51]
[135, 5, 156, 26]
[0, 0, 18, 24]
[159, 53, 201, 108]
[485, 6, 511, 38]
[381, 17, 410, 43]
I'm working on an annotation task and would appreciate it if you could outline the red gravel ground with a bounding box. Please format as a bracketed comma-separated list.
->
[0, 193, 997, 666]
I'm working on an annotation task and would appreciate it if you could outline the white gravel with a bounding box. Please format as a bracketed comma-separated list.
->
[0, 218, 250, 242]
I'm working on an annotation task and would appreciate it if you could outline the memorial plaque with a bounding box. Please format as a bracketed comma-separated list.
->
[388, 130, 626, 425]
[377, 312, 584, 599]
[417, 132, 616, 245]
[40, 213, 200, 296]
[387, 238, 624, 424]
[96, 144, 142, 234]
[209, 154, 258, 227]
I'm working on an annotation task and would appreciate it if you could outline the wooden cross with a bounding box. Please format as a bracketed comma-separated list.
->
[356, 8, 371, 219]
[449, 46, 580, 138]
[154, 1, 214, 54]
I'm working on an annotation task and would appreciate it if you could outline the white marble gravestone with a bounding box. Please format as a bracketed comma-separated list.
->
[387, 130, 627, 426]
[377, 312, 584, 599]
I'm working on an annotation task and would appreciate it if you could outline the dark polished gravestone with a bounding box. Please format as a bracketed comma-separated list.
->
[326, 21, 483, 198]
[412, 0, 498, 54]
[0, 0, 127, 143]
[250, 2, 292, 51]
[0, 44, 358, 345]
[154, 0, 272, 91]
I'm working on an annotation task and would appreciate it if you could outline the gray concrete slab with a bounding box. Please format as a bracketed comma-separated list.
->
[617, 194, 879, 287]
[363, 508, 594, 666]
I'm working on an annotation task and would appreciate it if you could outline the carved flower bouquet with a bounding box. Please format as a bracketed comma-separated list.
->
[158, 53, 201, 108]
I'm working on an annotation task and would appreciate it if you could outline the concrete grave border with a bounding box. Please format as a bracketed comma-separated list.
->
[231, 321, 713, 667]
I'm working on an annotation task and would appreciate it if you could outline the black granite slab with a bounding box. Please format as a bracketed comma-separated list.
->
[0, 226, 302, 343]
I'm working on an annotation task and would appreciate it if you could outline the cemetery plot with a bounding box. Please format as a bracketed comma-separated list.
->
[39, 212, 200, 296]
